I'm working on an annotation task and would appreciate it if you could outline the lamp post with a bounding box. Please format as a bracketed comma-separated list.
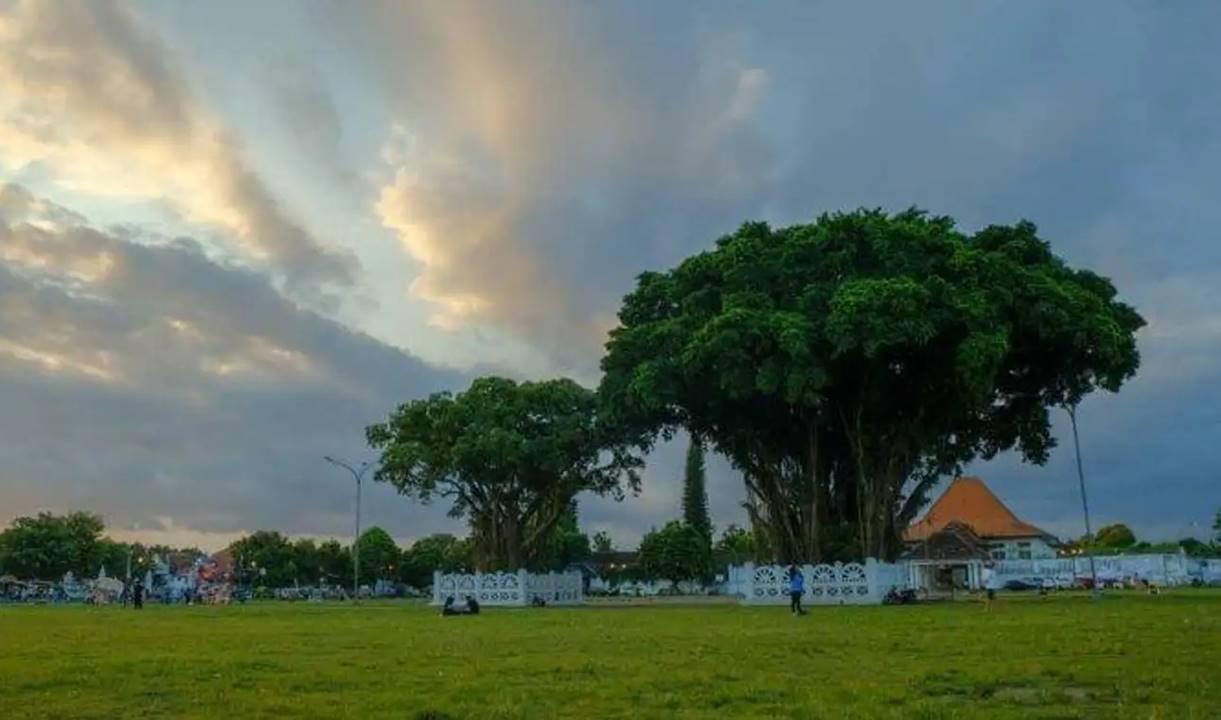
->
[324, 456, 373, 603]
[1067, 404, 1100, 599]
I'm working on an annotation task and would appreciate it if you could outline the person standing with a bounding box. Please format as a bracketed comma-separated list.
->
[788, 564, 806, 616]
[132, 578, 145, 610]
[981, 562, 1000, 611]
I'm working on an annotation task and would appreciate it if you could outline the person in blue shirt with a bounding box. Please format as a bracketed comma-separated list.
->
[788, 564, 806, 615]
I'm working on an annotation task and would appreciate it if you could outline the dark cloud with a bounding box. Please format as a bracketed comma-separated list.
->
[0, 188, 464, 545]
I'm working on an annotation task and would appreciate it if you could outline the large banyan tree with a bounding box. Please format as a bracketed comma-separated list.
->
[367, 376, 642, 570]
[599, 209, 1144, 562]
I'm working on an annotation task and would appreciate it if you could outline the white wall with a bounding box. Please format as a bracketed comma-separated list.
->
[987, 537, 1056, 560]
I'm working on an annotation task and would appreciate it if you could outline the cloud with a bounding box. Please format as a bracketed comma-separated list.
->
[365, 2, 779, 374]
[0, 0, 355, 294]
[0, 185, 463, 547]
[263, 57, 351, 184]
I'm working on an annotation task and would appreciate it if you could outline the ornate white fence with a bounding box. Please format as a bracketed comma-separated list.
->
[431, 569, 583, 606]
[732, 561, 908, 607]
[738, 560, 908, 605]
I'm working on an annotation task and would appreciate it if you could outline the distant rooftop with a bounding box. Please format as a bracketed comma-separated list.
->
[904, 476, 1055, 542]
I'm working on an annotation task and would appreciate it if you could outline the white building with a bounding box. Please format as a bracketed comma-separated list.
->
[902, 476, 1058, 592]
[905, 476, 1058, 560]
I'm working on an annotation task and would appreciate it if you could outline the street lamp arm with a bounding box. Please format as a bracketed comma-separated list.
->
[324, 456, 376, 481]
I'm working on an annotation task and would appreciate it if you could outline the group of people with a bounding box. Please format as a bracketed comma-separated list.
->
[122, 578, 145, 609]
[441, 595, 480, 616]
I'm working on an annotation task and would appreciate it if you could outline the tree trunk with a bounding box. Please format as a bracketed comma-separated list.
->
[805, 423, 822, 562]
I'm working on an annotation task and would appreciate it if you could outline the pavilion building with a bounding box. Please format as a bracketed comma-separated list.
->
[902, 476, 1059, 591]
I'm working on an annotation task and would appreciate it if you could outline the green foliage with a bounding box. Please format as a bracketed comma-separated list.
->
[682, 436, 712, 543]
[538, 502, 592, 570]
[1064, 535, 1219, 558]
[638, 520, 712, 583]
[600, 209, 1144, 561]
[713, 523, 754, 565]
[229, 531, 297, 588]
[1094, 523, 1137, 548]
[400, 534, 472, 588]
[1177, 538, 1219, 559]
[1214, 508, 1221, 544]
[224, 533, 358, 588]
[289, 539, 322, 584]
[316, 539, 352, 586]
[356, 527, 400, 583]
[592, 531, 614, 553]
[0, 511, 108, 580]
[368, 376, 643, 569]
[0, 511, 205, 583]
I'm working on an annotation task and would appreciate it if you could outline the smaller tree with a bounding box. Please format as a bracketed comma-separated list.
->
[356, 527, 401, 583]
[1177, 538, 1219, 559]
[638, 521, 712, 583]
[400, 534, 473, 588]
[0, 511, 108, 580]
[714, 524, 754, 566]
[229, 531, 296, 588]
[291, 539, 322, 584]
[682, 436, 713, 549]
[1213, 508, 1220, 545]
[533, 502, 592, 570]
[592, 531, 614, 553]
[317, 539, 351, 587]
[368, 376, 642, 569]
[1094, 524, 1137, 549]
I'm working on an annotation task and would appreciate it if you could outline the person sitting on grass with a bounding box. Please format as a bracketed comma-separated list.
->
[788, 564, 806, 616]
[442, 595, 482, 616]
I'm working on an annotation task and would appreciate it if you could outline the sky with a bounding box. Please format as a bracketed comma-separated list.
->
[1, 0, 1218, 552]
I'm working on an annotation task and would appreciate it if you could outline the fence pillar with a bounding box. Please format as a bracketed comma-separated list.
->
[517, 568, 529, 606]
[433, 570, 441, 605]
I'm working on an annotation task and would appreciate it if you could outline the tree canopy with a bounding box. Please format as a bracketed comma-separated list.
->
[592, 531, 615, 553]
[229, 530, 297, 588]
[367, 376, 643, 569]
[638, 520, 712, 583]
[600, 209, 1144, 561]
[1094, 523, 1137, 549]
[714, 524, 755, 566]
[0, 512, 108, 580]
[399, 533, 473, 588]
[356, 527, 401, 583]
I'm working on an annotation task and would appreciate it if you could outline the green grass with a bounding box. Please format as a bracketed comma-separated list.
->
[1, 591, 1217, 719]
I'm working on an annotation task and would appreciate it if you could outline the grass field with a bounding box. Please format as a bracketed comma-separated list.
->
[1, 591, 1217, 719]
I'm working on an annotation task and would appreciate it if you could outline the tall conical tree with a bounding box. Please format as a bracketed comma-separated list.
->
[682, 435, 712, 543]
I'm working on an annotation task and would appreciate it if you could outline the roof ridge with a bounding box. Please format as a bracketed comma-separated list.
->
[904, 475, 1054, 541]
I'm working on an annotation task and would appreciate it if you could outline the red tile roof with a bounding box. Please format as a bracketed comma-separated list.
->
[904, 476, 1055, 542]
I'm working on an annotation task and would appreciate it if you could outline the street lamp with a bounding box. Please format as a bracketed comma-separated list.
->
[1066, 404, 1100, 599]
[324, 456, 374, 603]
